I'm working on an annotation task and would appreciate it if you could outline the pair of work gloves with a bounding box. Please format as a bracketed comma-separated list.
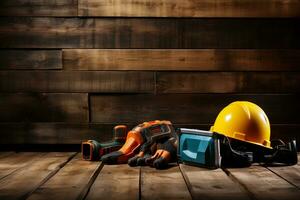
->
[101, 120, 178, 169]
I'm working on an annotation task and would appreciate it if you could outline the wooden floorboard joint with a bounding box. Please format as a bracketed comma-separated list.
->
[21, 152, 78, 200]
[79, 162, 104, 200]
[265, 166, 300, 190]
[178, 164, 196, 200]
[221, 167, 257, 200]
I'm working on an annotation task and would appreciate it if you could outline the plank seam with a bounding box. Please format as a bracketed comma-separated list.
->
[178, 164, 196, 200]
[221, 167, 258, 200]
[0, 152, 48, 182]
[264, 166, 300, 190]
[79, 162, 104, 200]
[21, 152, 78, 200]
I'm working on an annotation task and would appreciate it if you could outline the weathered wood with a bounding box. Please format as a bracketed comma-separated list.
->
[0, 152, 45, 180]
[1, 18, 299, 49]
[157, 72, 300, 93]
[0, 50, 62, 70]
[0, 0, 77, 16]
[0, 123, 117, 144]
[0, 93, 88, 122]
[266, 154, 300, 188]
[27, 154, 101, 200]
[141, 165, 192, 200]
[225, 165, 300, 200]
[86, 164, 139, 200]
[63, 49, 300, 71]
[0, 71, 154, 93]
[179, 164, 250, 200]
[90, 94, 300, 124]
[0, 152, 14, 159]
[79, 0, 300, 17]
[0, 152, 75, 200]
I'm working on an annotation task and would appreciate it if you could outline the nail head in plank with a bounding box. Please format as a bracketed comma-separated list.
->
[85, 164, 139, 200]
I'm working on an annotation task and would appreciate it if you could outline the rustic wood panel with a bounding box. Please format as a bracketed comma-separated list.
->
[225, 165, 300, 200]
[63, 49, 300, 71]
[0, 71, 154, 93]
[141, 166, 192, 200]
[27, 154, 101, 200]
[0, 152, 75, 200]
[0, 152, 45, 180]
[1, 18, 299, 49]
[86, 164, 139, 200]
[0, 50, 62, 70]
[179, 164, 250, 200]
[79, 0, 300, 17]
[266, 154, 300, 188]
[157, 72, 300, 93]
[90, 94, 300, 124]
[0, 0, 77, 16]
[0, 123, 117, 144]
[0, 93, 88, 122]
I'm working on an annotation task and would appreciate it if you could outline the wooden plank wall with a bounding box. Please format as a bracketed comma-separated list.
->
[0, 0, 299, 150]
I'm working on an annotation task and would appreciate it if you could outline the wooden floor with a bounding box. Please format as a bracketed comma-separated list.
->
[0, 152, 299, 200]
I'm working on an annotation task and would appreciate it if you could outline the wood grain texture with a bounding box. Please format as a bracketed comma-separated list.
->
[86, 164, 139, 200]
[27, 154, 101, 200]
[1, 18, 299, 49]
[0, 0, 77, 16]
[0, 50, 62, 70]
[90, 94, 300, 124]
[79, 0, 300, 17]
[63, 49, 300, 71]
[0, 123, 118, 144]
[266, 154, 300, 188]
[141, 166, 192, 200]
[0, 152, 74, 200]
[0, 93, 88, 122]
[226, 165, 300, 200]
[157, 72, 300, 93]
[0, 152, 45, 180]
[179, 164, 250, 200]
[0, 71, 154, 93]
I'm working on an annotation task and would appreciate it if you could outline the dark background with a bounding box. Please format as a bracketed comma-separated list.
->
[0, 0, 299, 151]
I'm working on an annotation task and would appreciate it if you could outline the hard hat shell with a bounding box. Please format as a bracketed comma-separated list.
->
[210, 101, 271, 149]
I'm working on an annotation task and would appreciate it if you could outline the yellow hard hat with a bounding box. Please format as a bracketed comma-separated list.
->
[210, 101, 271, 148]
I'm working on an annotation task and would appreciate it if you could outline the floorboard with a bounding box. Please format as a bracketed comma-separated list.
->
[0, 152, 74, 200]
[85, 164, 139, 200]
[27, 153, 101, 200]
[141, 164, 192, 200]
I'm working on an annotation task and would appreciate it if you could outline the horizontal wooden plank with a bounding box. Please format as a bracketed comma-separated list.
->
[0, 0, 77, 16]
[0, 123, 116, 144]
[1, 18, 299, 49]
[0, 93, 88, 122]
[225, 165, 300, 200]
[180, 164, 250, 200]
[90, 94, 300, 124]
[0, 50, 62, 70]
[79, 0, 300, 17]
[157, 72, 300, 93]
[0, 124, 299, 150]
[27, 154, 101, 200]
[141, 165, 192, 200]
[0, 152, 75, 200]
[86, 164, 139, 200]
[0, 71, 154, 92]
[63, 49, 300, 71]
